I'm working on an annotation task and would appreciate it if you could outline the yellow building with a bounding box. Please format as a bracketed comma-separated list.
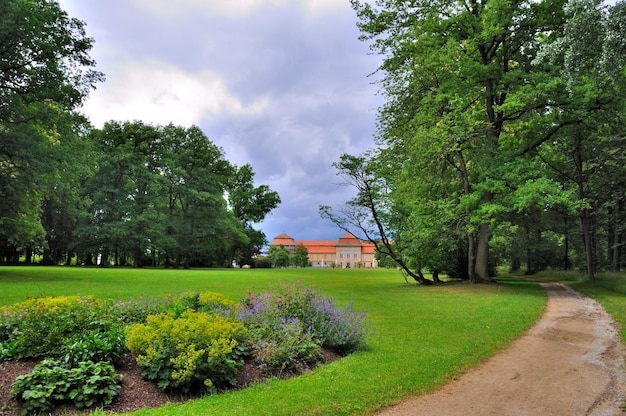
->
[270, 232, 378, 268]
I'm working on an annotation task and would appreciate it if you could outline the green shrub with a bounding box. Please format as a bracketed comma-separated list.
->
[237, 283, 325, 372]
[4, 296, 104, 359]
[303, 297, 374, 355]
[10, 359, 122, 415]
[248, 316, 322, 373]
[198, 291, 235, 313]
[238, 283, 373, 362]
[125, 310, 248, 393]
[61, 326, 127, 367]
[106, 295, 175, 325]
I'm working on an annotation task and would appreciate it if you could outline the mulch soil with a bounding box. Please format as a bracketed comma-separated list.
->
[0, 350, 340, 415]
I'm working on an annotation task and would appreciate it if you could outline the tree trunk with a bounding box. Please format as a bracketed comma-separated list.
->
[456, 148, 478, 282]
[574, 135, 595, 281]
[526, 223, 533, 274]
[24, 247, 32, 264]
[580, 210, 595, 281]
[610, 200, 623, 271]
[133, 247, 142, 268]
[100, 248, 110, 268]
[475, 222, 491, 282]
[563, 214, 571, 270]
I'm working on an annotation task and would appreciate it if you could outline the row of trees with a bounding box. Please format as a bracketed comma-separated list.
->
[0, 0, 280, 267]
[266, 244, 311, 268]
[323, 0, 626, 283]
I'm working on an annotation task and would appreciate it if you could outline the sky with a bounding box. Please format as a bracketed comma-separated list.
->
[57, 0, 384, 242]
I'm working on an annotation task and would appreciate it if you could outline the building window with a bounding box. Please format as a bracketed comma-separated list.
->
[340, 253, 343, 259]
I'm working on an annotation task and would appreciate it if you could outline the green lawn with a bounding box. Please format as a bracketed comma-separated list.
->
[0, 267, 547, 415]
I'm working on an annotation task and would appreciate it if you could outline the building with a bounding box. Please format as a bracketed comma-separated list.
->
[270, 232, 378, 268]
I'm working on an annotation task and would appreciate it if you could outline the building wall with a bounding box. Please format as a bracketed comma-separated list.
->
[270, 233, 378, 268]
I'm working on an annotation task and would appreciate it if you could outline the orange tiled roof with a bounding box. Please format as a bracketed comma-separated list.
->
[296, 240, 337, 254]
[271, 232, 295, 246]
[271, 233, 377, 254]
[361, 244, 377, 254]
[337, 233, 361, 245]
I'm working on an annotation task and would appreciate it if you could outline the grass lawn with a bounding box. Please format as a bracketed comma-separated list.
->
[0, 267, 547, 415]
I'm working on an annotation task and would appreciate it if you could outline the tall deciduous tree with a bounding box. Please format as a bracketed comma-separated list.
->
[320, 154, 433, 284]
[228, 163, 281, 266]
[350, 0, 581, 282]
[527, 0, 626, 279]
[160, 124, 246, 268]
[0, 0, 103, 261]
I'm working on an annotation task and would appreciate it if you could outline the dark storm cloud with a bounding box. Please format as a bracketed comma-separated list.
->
[58, 0, 383, 241]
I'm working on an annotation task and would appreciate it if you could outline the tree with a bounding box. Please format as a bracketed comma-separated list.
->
[293, 244, 310, 268]
[0, 0, 103, 261]
[39, 114, 96, 265]
[320, 154, 433, 284]
[267, 244, 290, 268]
[83, 121, 165, 267]
[526, 0, 626, 279]
[227, 164, 281, 266]
[350, 0, 611, 281]
[159, 124, 246, 268]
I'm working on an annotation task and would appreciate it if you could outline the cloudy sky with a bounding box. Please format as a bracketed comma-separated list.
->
[58, 0, 383, 242]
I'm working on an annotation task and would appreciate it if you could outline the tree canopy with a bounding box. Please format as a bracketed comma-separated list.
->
[0, 0, 280, 267]
[322, 0, 626, 282]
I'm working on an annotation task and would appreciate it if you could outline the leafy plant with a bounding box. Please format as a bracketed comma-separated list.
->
[198, 291, 235, 314]
[62, 326, 127, 367]
[2, 296, 105, 359]
[303, 296, 374, 355]
[125, 310, 248, 393]
[238, 282, 373, 364]
[10, 359, 122, 415]
[248, 317, 322, 373]
[106, 295, 175, 325]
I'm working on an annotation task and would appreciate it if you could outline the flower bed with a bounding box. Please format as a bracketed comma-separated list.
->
[0, 283, 373, 415]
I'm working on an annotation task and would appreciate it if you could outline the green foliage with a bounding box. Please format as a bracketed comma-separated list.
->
[10, 359, 122, 416]
[0, 0, 103, 254]
[293, 244, 311, 268]
[303, 297, 374, 355]
[198, 291, 236, 313]
[61, 327, 126, 367]
[125, 311, 248, 393]
[106, 296, 175, 325]
[1, 296, 104, 359]
[238, 282, 373, 371]
[0, 295, 134, 366]
[267, 244, 291, 268]
[249, 316, 322, 373]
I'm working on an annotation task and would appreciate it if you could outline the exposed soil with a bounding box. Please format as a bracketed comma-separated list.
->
[0, 349, 340, 415]
[376, 282, 626, 415]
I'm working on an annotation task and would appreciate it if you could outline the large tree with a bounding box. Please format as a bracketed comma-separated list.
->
[525, 0, 626, 279]
[349, 0, 621, 282]
[159, 124, 247, 268]
[227, 163, 281, 266]
[0, 0, 103, 261]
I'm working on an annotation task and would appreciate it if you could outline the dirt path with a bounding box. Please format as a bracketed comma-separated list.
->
[376, 282, 626, 416]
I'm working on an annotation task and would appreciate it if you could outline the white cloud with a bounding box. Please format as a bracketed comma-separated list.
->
[81, 59, 268, 127]
[130, 0, 348, 19]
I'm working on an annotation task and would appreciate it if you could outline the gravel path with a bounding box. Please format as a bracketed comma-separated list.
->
[376, 282, 626, 416]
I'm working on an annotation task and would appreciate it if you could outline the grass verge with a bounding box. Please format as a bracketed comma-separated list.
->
[0, 267, 546, 415]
